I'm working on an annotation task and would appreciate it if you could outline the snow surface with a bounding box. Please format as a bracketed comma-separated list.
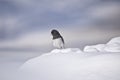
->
[84, 37, 120, 52]
[20, 48, 120, 80]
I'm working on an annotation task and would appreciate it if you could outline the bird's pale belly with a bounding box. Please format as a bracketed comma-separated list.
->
[53, 38, 64, 49]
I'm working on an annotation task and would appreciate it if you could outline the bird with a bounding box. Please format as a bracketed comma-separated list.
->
[51, 29, 65, 49]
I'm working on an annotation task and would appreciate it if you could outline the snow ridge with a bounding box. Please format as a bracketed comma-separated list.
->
[84, 37, 120, 52]
[19, 37, 120, 80]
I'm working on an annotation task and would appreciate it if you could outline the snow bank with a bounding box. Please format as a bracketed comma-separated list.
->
[20, 48, 120, 80]
[84, 37, 120, 52]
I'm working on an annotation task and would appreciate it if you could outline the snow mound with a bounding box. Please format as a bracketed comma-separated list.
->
[51, 48, 82, 53]
[84, 37, 120, 52]
[20, 48, 120, 80]
[107, 37, 120, 44]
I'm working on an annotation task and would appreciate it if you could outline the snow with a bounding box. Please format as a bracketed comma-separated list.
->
[20, 47, 120, 80]
[84, 37, 120, 52]
[19, 37, 120, 80]
[50, 48, 82, 53]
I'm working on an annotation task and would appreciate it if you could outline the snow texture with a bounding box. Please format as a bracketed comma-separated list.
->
[20, 47, 120, 80]
[84, 37, 120, 52]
